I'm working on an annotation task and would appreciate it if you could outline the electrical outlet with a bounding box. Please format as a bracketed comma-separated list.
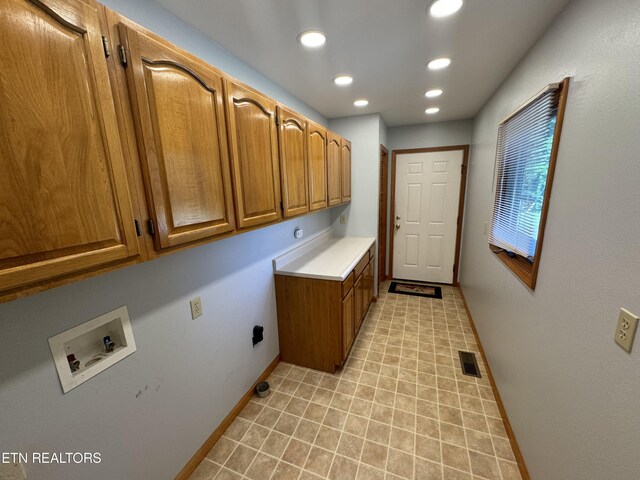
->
[190, 297, 203, 320]
[614, 308, 638, 352]
[340, 214, 346, 225]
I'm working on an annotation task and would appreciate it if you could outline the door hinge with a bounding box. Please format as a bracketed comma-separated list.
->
[275, 115, 280, 127]
[118, 44, 128, 67]
[101, 36, 111, 58]
[147, 219, 155, 236]
[134, 219, 142, 237]
[280, 201, 284, 210]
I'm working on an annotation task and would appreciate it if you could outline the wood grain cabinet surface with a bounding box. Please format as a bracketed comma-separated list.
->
[0, 0, 140, 299]
[118, 23, 236, 250]
[307, 121, 329, 211]
[277, 106, 309, 218]
[341, 139, 352, 203]
[0, 0, 351, 303]
[342, 288, 355, 360]
[327, 132, 342, 206]
[275, 244, 374, 373]
[225, 79, 281, 229]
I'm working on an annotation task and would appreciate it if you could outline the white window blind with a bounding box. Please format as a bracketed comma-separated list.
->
[489, 86, 561, 260]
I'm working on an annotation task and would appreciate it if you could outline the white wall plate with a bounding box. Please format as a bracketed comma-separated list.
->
[48, 306, 136, 393]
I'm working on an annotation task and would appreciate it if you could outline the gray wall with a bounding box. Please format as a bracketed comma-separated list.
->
[329, 114, 383, 292]
[459, 0, 640, 479]
[387, 120, 473, 152]
[0, 1, 330, 479]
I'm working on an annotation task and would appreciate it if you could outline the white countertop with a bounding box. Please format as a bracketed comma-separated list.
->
[273, 232, 375, 281]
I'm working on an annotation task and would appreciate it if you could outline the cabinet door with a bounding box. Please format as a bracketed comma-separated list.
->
[225, 80, 281, 228]
[119, 25, 235, 249]
[327, 133, 342, 206]
[0, 0, 139, 295]
[307, 122, 328, 211]
[278, 106, 309, 218]
[365, 261, 374, 312]
[342, 287, 355, 361]
[354, 274, 364, 332]
[341, 139, 352, 203]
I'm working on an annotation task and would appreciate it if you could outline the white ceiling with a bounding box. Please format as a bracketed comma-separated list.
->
[154, 0, 570, 127]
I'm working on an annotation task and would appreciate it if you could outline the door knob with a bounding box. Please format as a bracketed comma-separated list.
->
[395, 224, 400, 229]
[395, 215, 401, 220]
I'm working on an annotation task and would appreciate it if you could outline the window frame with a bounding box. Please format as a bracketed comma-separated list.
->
[489, 77, 570, 290]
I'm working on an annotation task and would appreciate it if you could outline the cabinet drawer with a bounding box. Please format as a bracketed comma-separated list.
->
[342, 272, 354, 297]
[354, 254, 369, 278]
[368, 244, 375, 260]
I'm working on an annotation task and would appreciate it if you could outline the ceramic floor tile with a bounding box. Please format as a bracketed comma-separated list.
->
[190, 281, 522, 480]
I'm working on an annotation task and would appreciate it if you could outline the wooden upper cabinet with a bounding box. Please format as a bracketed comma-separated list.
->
[341, 139, 352, 203]
[327, 132, 342, 206]
[307, 122, 328, 211]
[118, 24, 235, 249]
[225, 80, 281, 228]
[277, 106, 309, 218]
[0, 0, 140, 298]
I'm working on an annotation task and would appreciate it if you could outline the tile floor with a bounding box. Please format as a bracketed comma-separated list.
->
[189, 281, 522, 480]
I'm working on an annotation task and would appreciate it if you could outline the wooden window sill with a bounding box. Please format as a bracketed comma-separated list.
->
[490, 245, 536, 289]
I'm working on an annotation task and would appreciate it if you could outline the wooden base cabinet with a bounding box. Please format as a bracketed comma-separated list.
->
[275, 244, 374, 373]
[342, 288, 355, 360]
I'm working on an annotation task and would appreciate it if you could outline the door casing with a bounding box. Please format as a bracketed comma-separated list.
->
[389, 145, 469, 286]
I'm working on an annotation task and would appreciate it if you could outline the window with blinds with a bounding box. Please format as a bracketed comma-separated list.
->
[489, 78, 569, 289]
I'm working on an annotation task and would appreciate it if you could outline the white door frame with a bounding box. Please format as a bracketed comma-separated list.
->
[389, 145, 469, 285]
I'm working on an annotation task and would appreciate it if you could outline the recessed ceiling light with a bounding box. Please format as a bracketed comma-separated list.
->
[354, 99, 369, 107]
[298, 30, 326, 48]
[427, 58, 451, 70]
[425, 89, 443, 98]
[334, 75, 353, 86]
[425, 107, 440, 115]
[430, 0, 464, 18]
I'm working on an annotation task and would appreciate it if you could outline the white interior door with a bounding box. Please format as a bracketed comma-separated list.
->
[393, 149, 464, 283]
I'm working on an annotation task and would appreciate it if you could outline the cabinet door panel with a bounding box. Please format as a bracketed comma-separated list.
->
[226, 80, 281, 228]
[365, 261, 374, 313]
[354, 275, 364, 332]
[278, 106, 309, 217]
[307, 122, 328, 211]
[0, 0, 139, 294]
[120, 25, 235, 249]
[342, 287, 355, 361]
[327, 133, 342, 206]
[341, 139, 352, 203]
